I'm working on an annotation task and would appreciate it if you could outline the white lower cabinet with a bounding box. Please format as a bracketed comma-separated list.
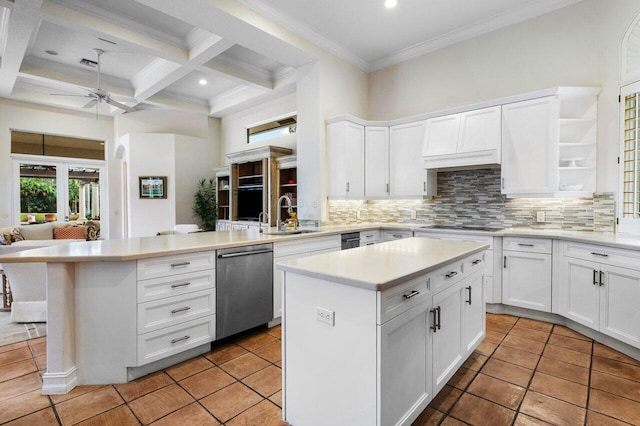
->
[379, 300, 432, 426]
[558, 242, 640, 349]
[502, 237, 552, 312]
[383, 230, 413, 241]
[283, 251, 487, 426]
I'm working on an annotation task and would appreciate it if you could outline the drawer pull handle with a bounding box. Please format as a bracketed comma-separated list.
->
[170, 262, 191, 268]
[599, 271, 605, 286]
[436, 306, 441, 330]
[430, 307, 439, 333]
[591, 252, 609, 258]
[402, 290, 420, 300]
[392, 234, 403, 238]
[518, 243, 535, 247]
[593, 269, 598, 286]
[445, 271, 458, 279]
[366, 235, 374, 238]
[171, 335, 191, 344]
[171, 306, 191, 314]
[171, 282, 191, 289]
[366, 243, 375, 246]
[466, 286, 472, 305]
[472, 259, 482, 265]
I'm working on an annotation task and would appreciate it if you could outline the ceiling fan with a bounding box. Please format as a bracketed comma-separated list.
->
[51, 48, 135, 114]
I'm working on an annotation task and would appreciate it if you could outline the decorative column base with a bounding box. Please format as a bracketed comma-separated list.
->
[42, 367, 77, 395]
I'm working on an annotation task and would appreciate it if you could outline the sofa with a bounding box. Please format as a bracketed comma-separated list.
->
[0, 221, 100, 323]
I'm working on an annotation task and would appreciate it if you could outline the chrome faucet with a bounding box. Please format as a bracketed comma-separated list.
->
[277, 195, 293, 231]
[258, 211, 269, 233]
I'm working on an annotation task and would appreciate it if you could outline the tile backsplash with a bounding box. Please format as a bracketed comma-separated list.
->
[327, 169, 615, 232]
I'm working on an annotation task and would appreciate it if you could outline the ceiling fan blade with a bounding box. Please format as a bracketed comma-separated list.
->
[82, 99, 98, 109]
[50, 93, 89, 98]
[104, 97, 135, 113]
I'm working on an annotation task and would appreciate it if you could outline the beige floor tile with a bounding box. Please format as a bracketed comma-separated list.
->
[269, 390, 282, 408]
[204, 343, 248, 364]
[234, 330, 278, 351]
[529, 372, 588, 407]
[0, 372, 42, 402]
[253, 340, 282, 363]
[513, 413, 554, 425]
[516, 318, 553, 332]
[547, 334, 592, 354]
[241, 365, 282, 398]
[450, 393, 515, 426]
[467, 373, 526, 410]
[218, 353, 270, 379]
[4, 407, 58, 426]
[589, 388, 640, 424]
[0, 341, 28, 355]
[50, 385, 107, 404]
[475, 340, 498, 356]
[509, 326, 550, 344]
[542, 344, 591, 368]
[481, 358, 533, 387]
[590, 370, 640, 402]
[535, 357, 589, 385]
[592, 356, 640, 382]
[520, 391, 585, 426]
[76, 405, 140, 426]
[501, 334, 546, 355]
[586, 410, 632, 426]
[29, 341, 46, 358]
[225, 399, 284, 426]
[493, 344, 541, 369]
[0, 359, 38, 382]
[552, 325, 591, 341]
[0, 347, 34, 366]
[593, 343, 640, 366]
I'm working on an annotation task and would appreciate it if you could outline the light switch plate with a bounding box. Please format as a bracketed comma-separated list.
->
[537, 211, 545, 222]
[411, 209, 417, 220]
[316, 307, 335, 326]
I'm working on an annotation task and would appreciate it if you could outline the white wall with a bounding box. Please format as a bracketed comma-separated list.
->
[0, 98, 113, 232]
[219, 93, 297, 163]
[368, 0, 640, 193]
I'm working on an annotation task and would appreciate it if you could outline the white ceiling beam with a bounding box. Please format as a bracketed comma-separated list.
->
[38, 0, 188, 63]
[146, 93, 210, 115]
[0, 0, 43, 96]
[208, 85, 264, 116]
[132, 30, 235, 102]
[135, 0, 315, 69]
[199, 59, 272, 91]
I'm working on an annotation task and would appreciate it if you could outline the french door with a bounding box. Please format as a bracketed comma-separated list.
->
[12, 155, 106, 226]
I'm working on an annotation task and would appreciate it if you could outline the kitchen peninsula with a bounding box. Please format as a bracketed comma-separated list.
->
[278, 238, 489, 426]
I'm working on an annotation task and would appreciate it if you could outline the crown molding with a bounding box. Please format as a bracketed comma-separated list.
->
[370, 0, 584, 71]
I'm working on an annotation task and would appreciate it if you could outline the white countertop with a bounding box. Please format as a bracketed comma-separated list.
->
[2, 222, 640, 264]
[277, 238, 489, 291]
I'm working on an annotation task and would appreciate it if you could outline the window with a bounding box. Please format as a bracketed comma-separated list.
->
[619, 81, 640, 233]
[10, 131, 106, 227]
[247, 115, 296, 144]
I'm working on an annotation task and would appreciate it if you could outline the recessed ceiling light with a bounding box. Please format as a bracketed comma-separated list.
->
[45, 50, 58, 56]
[199, 79, 207, 85]
[385, 0, 397, 8]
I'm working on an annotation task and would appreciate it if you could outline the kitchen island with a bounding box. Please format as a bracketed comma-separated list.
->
[278, 237, 489, 426]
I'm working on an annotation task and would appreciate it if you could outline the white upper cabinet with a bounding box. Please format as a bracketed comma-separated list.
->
[390, 121, 436, 198]
[327, 120, 365, 198]
[501, 96, 559, 196]
[423, 114, 460, 157]
[364, 126, 390, 198]
[423, 106, 501, 169]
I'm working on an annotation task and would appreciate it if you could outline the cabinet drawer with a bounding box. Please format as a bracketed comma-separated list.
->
[137, 316, 215, 366]
[274, 235, 340, 258]
[431, 259, 465, 295]
[378, 274, 430, 324]
[137, 288, 216, 335]
[563, 241, 640, 270]
[383, 230, 412, 241]
[360, 230, 380, 245]
[463, 252, 486, 276]
[137, 269, 215, 303]
[137, 251, 215, 280]
[503, 237, 552, 254]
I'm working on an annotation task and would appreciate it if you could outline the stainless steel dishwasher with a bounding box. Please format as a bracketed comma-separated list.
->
[216, 243, 274, 339]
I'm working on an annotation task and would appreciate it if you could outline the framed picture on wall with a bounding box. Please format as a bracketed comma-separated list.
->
[139, 176, 167, 199]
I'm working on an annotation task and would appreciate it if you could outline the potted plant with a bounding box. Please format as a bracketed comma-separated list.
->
[193, 178, 217, 231]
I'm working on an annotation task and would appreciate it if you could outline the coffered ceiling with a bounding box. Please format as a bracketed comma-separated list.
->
[0, 0, 584, 118]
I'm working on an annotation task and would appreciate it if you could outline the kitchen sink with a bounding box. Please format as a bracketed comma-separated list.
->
[262, 229, 321, 236]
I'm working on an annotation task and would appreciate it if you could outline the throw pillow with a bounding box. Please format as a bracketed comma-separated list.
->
[53, 226, 87, 240]
[0, 233, 11, 245]
[9, 228, 25, 243]
[85, 221, 100, 240]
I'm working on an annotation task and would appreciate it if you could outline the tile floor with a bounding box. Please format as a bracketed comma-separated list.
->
[0, 315, 639, 425]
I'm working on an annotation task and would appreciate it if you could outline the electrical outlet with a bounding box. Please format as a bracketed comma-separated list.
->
[410, 209, 417, 220]
[536, 211, 545, 222]
[316, 307, 335, 326]
[356, 210, 361, 220]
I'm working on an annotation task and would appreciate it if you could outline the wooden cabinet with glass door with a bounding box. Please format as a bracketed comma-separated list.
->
[277, 155, 297, 222]
[214, 167, 230, 222]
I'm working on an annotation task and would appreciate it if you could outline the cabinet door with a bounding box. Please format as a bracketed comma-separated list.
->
[557, 257, 600, 329]
[503, 251, 552, 312]
[390, 121, 432, 197]
[364, 126, 390, 197]
[432, 281, 463, 395]
[423, 113, 460, 156]
[501, 96, 558, 195]
[458, 106, 501, 154]
[462, 272, 486, 355]
[327, 121, 365, 197]
[600, 264, 640, 348]
[379, 301, 432, 426]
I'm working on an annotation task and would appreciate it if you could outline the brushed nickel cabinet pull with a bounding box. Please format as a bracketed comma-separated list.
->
[171, 335, 190, 344]
[402, 290, 420, 300]
[171, 306, 191, 314]
[171, 282, 191, 289]
[170, 262, 190, 268]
